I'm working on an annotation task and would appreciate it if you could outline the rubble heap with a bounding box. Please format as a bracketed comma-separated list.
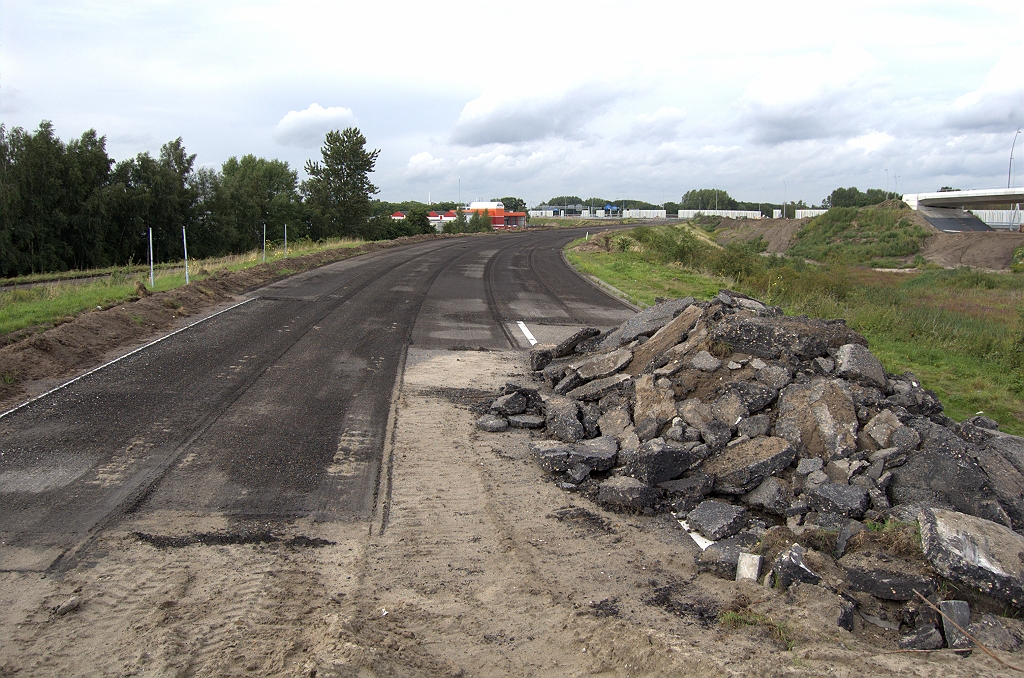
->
[475, 290, 1024, 650]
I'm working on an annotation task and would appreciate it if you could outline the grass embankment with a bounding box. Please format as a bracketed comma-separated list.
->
[567, 219, 1024, 434]
[0, 238, 363, 337]
[786, 205, 931, 268]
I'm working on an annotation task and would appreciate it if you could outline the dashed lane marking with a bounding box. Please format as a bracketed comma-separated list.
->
[516, 321, 538, 346]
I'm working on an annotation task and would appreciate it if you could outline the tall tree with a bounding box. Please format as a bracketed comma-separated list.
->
[217, 154, 302, 252]
[680, 189, 738, 211]
[492, 196, 526, 213]
[302, 128, 379, 239]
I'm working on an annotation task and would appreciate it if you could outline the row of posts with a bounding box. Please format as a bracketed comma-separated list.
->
[147, 222, 286, 289]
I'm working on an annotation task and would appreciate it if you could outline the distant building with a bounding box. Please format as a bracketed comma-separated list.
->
[467, 201, 527, 228]
[391, 211, 407, 220]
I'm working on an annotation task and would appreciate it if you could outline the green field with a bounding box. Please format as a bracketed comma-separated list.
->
[567, 220, 1024, 434]
[0, 237, 363, 337]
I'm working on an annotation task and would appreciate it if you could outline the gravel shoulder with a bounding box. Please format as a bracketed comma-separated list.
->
[5, 347, 1004, 675]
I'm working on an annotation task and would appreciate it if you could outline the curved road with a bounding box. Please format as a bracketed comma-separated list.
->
[0, 228, 634, 572]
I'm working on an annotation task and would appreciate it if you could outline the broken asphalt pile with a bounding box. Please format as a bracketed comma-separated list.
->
[476, 291, 1024, 652]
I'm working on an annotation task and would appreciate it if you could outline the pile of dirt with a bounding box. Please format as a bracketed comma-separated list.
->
[920, 231, 1024, 270]
[475, 292, 1024, 652]
[0, 233, 449, 411]
[712, 217, 810, 254]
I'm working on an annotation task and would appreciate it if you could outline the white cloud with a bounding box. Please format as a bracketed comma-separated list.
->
[620, 107, 687, 144]
[273, 103, 356, 148]
[450, 86, 621, 146]
[846, 131, 893, 154]
[405, 151, 447, 179]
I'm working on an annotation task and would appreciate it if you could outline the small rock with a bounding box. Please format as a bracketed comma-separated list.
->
[660, 473, 714, 512]
[736, 552, 763, 581]
[687, 500, 749, 540]
[697, 533, 759, 578]
[597, 406, 632, 437]
[750, 358, 768, 370]
[700, 419, 733, 452]
[808, 483, 870, 518]
[597, 476, 659, 510]
[711, 393, 749, 427]
[864, 409, 901, 448]
[741, 477, 791, 515]
[567, 374, 632, 401]
[940, 600, 971, 650]
[545, 396, 585, 442]
[814, 356, 835, 374]
[889, 425, 921, 453]
[530, 441, 573, 473]
[966, 614, 1021, 652]
[804, 469, 829, 491]
[796, 457, 824, 475]
[566, 463, 591, 484]
[727, 361, 742, 370]
[769, 544, 821, 589]
[476, 414, 509, 432]
[491, 391, 528, 416]
[835, 343, 888, 389]
[737, 414, 770, 439]
[702, 436, 796, 495]
[529, 345, 555, 371]
[553, 327, 601, 358]
[834, 519, 865, 557]
[691, 350, 722, 373]
[840, 551, 936, 600]
[54, 596, 81, 616]
[507, 414, 545, 429]
[574, 348, 633, 382]
[677, 398, 713, 427]
[570, 436, 619, 472]
[621, 437, 707, 485]
[918, 507, 1024, 607]
[899, 624, 944, 650]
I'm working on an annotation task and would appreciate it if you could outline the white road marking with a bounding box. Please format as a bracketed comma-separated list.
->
[0, 297, 257, 420]
[516, 321, 538, 346]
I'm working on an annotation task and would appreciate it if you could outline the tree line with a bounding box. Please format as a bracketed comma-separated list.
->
[542, 186, 899, 218]
[0, 121, 411, 277]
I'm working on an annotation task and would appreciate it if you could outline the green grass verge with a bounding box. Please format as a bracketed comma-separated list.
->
[0, 238, 364, 337]
[566, 229, 1024, 434]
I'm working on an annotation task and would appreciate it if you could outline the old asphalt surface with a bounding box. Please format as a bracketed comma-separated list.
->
[0, 228, 635, 573]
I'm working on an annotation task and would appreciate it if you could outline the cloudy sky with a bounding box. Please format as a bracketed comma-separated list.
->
[1, 1, 1021, 207]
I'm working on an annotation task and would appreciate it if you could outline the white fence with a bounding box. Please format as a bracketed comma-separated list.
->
[795, 209, 828, 219]
[624, 209, 667, 219]
[971, 209, 1022, 230]
[678, 210, 761, 219]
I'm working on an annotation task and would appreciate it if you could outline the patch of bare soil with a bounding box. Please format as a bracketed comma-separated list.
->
[0, 234, 450, 412]
[712, 218, 810, 254]
[1, 348, 1017, 675]
[920, 231, 1024, 270]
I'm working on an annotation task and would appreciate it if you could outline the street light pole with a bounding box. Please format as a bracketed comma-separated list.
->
[1009, 128, 1021, 189]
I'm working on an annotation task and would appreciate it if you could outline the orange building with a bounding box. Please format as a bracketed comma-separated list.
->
[467, 201, 527, 229]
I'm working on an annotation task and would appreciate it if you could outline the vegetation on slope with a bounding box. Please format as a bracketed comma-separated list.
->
[786, 205, 931, 267]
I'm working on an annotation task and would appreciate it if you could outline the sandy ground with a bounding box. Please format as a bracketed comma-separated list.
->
[919, 231, 1024, 270]
[3, 347, 1019, 676]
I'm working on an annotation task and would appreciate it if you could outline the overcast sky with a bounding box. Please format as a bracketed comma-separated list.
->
[1, 1, 1021, 207]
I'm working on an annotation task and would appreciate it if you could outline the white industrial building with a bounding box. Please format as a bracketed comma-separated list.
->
[678, 210, 761, 219]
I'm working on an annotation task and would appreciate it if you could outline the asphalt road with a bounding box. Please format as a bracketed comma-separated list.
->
[0, 228, 635, 572]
